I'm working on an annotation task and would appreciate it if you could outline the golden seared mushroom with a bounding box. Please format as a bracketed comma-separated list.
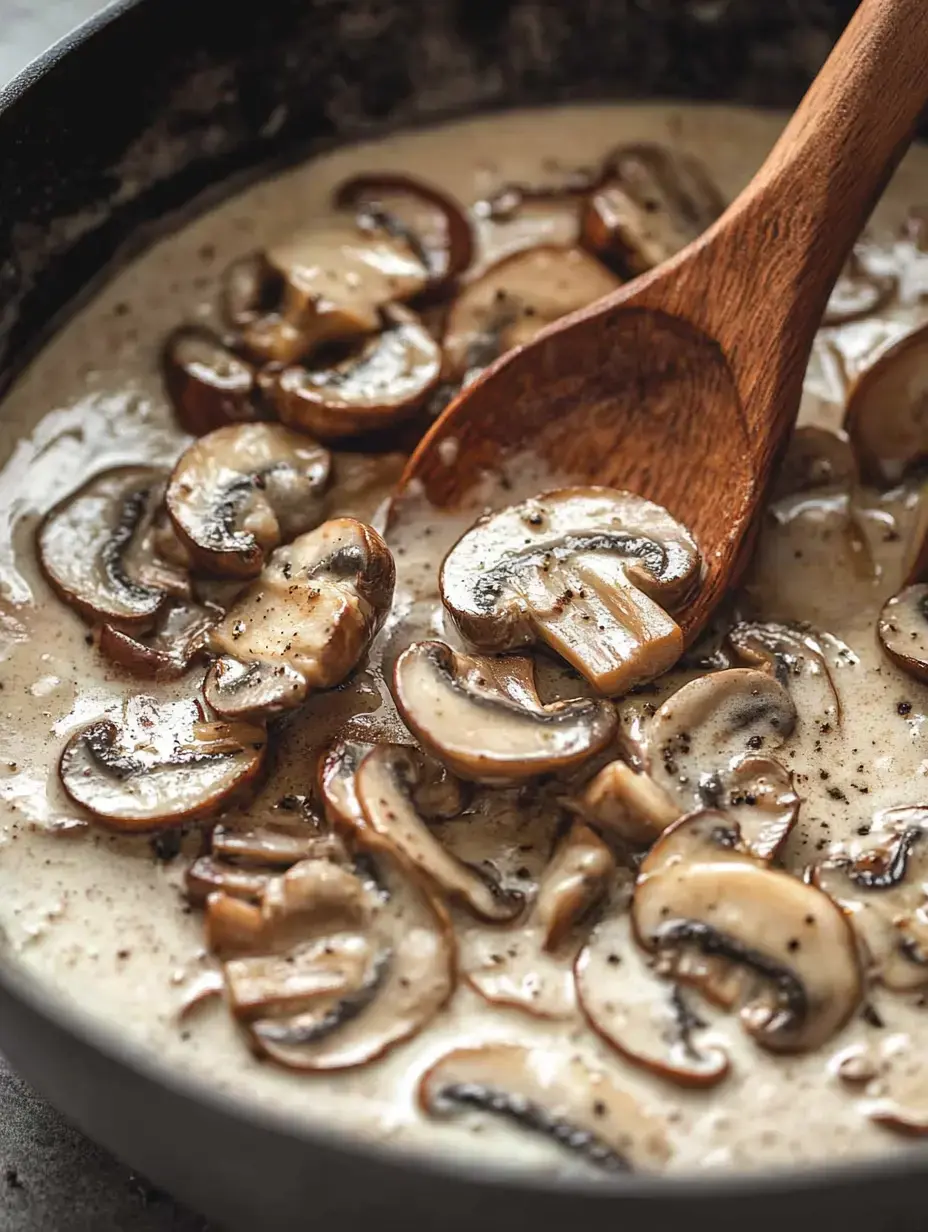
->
[879, 584, 928, 682]
[580, 143, 724, 277]
[726, 620, 842, 730]
[461, 821, 614, 1019]
[212, 839, 454, 1071]
[771, 425, 859, 500]
[334, 172, 474, 289]
[442, 247, 620, 383]
[813, 807, 928, 991]
[419, 1044, 670, 1173]
[824, 247, 897, 326]
[441, 487, 701, 696]
[59, 696, 266, 831]
[204, 519, 395, 720]
[97, 598, 221, 680]
[573, 759, 680, 845]
[166, 423, 331, 578]
[392, 641, 617, 784]
[633, 811, 863, 1053]
[576, 913, 730, 1088]
[229, 224, 429, 365]
[162, 326, 258, 436]
[269, 305, 442, 441]
[355, 743, 521, 922]
[38, 466, 188, 631]
[643, 669, 799, 860]
[844, 322, 928, 485]
[836, 1037, 928, 1138]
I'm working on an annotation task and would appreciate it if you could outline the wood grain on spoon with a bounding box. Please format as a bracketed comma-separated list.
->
[392, 0, 928, 641]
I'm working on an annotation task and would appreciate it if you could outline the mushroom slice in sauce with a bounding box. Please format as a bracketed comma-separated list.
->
[878, 583, 928, 682]
[824, 247, 897, 326]
[836, 1037, 928, 1138]
[813, 807, 928, 991]
[580, 144, 724, 277]
[355, 743, 521, 922]
[166, 423, 331, 578]
[844, 323, 928, 485]
[204, 519, 395, 719]
[573, 759, 680, 845]
[442, 247, 621, 383]
[334, 173, 474, 288]
[441, 487, 700, 696]
[59, 696, 266, 831]
[38, 466, 186, 630]
[97, 598, 221, 680]
[644, 668, 798, 860]
[270, 306, 442, 441]
[461, 822, 614, 1019]
[162, 326, 257, 436]
[726, 620, 842, 730]
[771, 426, 858, 500]
[392, 640, 617, 784]
[576, 913, 730, 1088]
[186, 857, 275, 906]
[471, 175, 593, 275]
[235, 225, 429, 365]
[633, 811, 863, 1053]
[319, 738, 376, 833]
[419, 1044, 670, 1173]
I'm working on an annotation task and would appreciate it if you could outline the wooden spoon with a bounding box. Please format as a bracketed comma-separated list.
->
[392, 0, 928, 640]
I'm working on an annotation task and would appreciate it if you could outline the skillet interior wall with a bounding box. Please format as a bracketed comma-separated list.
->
[0, 0, 869, 403]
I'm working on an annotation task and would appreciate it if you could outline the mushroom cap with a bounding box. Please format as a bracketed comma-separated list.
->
[440, 486, 701, 697]
[166, 423, 331, 579]
[162, 325, 257, 436]
[878, 583, 928, 683]
[633, 810, 863, 1053]
[392, 640, 617, 784]
[844, 322, 928, 485]
[59, 696, 266, 831]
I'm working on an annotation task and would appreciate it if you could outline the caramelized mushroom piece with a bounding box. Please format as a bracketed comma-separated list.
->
[441, 487, 700, 696]
[38, 466, 187, 630]
[442, 247, 620, 383]
[576, 913, 730, 1088]
[461, 822, 614, 1019]
[393, 641, 617, 784]
[419, 1044, 670, 1173]
[824, 247, 897, 326]
[844, 322, 928, 485]
[162, 326, 258, 435]
[771, 426, 858, 500]
[580, 144, 724, 277]
[878, 584, 928, 682]
[166, 423, 331, 578]
[355, 743, 521, 921]
[97, 598, 221, 680]
[813, 807, 928, 991]
[633, 811, 863, 1053]
[59, 696, 266, 831]
[270, 306, 441, 440]
[205, 519, 394, 719]
[334, 173, 474, 289]
[573, 759, 679, 845]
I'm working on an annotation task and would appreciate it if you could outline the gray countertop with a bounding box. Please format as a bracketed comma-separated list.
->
[1, 4, 210, 1228]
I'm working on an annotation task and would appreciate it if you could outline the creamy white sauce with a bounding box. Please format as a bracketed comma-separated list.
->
[2, 102, 928, 1178]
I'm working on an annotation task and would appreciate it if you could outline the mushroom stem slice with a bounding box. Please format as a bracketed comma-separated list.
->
[878, 584, 928, 683]
[633, 811, 863, 1053]
[166, 423, 332, 579]
[441, 487, 701, 696]
[97, 599, 221, 680]
[419, 1044, 670, 1173]
[844, 322, 928, 485]
[393, 641, 617, 784]
[355, 743, 522, 922]
[162, 326, 257, 436]
[576, 913, 730, 1088]
[534, 822, 615, 952]
[59, 697, 266, 831]
[573, 759, 680, 844]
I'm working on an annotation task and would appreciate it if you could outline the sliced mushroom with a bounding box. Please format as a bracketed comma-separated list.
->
[334, 173, 474, 289]
[633, 810, 863, 1053]
[442, 247, 621, 383]
[419, 1044, 670, 1173]
[166, 423, 331, 578]
[59, 696, 266, 831]
[824, 248, 897, 326]
[573, 759, 680, 845]
[813, 807, 928, 991]
[318, 738, 376, 833]
[97, 598, 221, 679]
[204, 519, 394, 719]
[576, 912, 730, 1088]
[878, 583, 928, 682]
[472, 176, 593, 275]
[269, 305, 441, 440]
[186, 857, 275, 905]
[844, 323, 928, 485]
[355, 743, 521, 921]
[580, 144, 724, 277]
[162, 326, 258, 435]
[441, 487, 700, 696]
[836, 1037, 928, 1138]
[38, 466, 187, 630]
[393, 641, 617, 784]
[461, 821, 614, 1019]
[726, 620, 841, 730]
[771, 426, 858, 500]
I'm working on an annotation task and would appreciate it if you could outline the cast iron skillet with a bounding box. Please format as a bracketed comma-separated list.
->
[1, 2, 927, 1228]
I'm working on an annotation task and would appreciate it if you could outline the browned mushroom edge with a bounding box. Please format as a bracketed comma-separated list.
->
[162, 325, 259, 436]
[97, 598, 222, 680]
